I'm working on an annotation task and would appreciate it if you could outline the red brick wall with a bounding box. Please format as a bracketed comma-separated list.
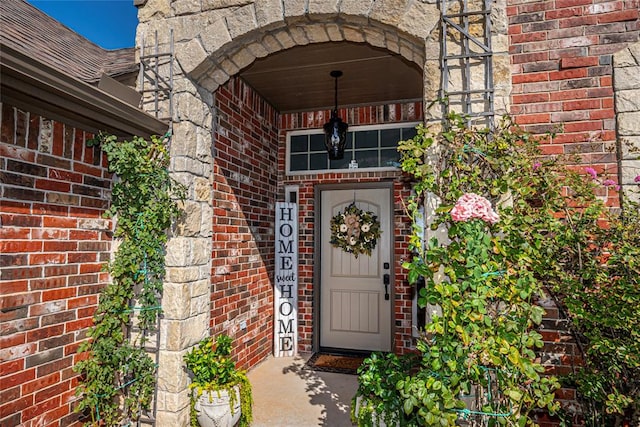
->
[536, 296, 582, 427]
[0, 103, 111, 427]
[508, 5, 638, 421]
[279, 103, 423, 354]
[211, 78, 279, 369]
[508, 0, 640, 206]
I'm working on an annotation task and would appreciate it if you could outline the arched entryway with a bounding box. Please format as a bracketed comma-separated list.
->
[134, 1, 509, 423]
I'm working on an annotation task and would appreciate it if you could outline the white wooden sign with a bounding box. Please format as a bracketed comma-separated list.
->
[274, 202, 298, 357]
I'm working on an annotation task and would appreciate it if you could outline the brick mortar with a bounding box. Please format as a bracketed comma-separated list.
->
[1, 105, 112, 427]
[508, 0, 640, 209]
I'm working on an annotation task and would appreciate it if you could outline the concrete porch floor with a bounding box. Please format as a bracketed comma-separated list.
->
[247, 354, 358, 426]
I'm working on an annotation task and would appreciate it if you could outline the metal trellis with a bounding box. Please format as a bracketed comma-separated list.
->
[132, 33, 174, 426]
[139, 30, 174, 124]
[441, 0, 495, 127]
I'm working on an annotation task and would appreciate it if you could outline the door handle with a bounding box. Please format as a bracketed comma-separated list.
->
[383, 274, 390, 300]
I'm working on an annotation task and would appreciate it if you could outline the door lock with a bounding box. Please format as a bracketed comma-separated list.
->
[383, 274, 390, 300]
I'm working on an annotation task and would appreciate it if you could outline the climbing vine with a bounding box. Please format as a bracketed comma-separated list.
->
[543, 182, 640, 425]
[397, 112, 640, 426]
[397, 113, 564, 426]
[74, 132, 185, 426]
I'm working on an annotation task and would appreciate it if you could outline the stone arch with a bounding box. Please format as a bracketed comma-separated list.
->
[190, 21, 429, 88]
[172, 2, 441, 116]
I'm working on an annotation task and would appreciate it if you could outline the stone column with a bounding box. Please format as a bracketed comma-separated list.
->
[154, 78, 215, 424]
[492, 0, 512, 117]
[613, 41, 640, 203]
[135, 3, 217, 423]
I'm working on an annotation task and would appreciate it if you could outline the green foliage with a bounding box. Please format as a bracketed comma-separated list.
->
[184, 335, 253, 427]
[396, 112, 640, 426]
[544, 197, 640, 425]
[74, 132, 185, 425]
[184, 335, 237, 386]
[397, 113, 567, 426]
[352, 352, 420, 426]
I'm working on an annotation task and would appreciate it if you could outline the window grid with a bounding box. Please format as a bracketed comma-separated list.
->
[287, 123, 419, 174]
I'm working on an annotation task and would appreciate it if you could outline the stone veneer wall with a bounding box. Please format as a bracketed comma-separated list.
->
[0, 103, 111, 427]
[211, 77, 279, 369]
[279, 102, 423, 354]
[136, 0, 512, 123]
[613, 40, 640, 201]
[154, 86, 215, 426]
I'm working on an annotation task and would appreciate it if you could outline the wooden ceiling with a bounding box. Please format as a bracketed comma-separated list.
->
[239, 42, 423, 113]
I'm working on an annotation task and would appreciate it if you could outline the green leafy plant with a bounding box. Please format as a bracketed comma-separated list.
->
[397, 111, 640, 426]
[184, 335, 253, 427]
[73, 132, 185, 425]
[396, 113, 567, 426]
[543, 195, 640, 425]
[351, 352, 419, 426]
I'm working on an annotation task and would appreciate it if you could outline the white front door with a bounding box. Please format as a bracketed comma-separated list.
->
[320, 187, 392, 352]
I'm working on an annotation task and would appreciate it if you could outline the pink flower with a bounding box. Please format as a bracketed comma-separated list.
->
[451, 202, 472, 222]
[451, 193, 500, 225]
[635, 175, 640, 183]
[602, 179, 620, 191]
[533, 162, 541, 171]
[585, 167, 598, 180]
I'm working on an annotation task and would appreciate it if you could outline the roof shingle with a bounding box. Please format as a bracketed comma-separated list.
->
[0, 0, 137, 83]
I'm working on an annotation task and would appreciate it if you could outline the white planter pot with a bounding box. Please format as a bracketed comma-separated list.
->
[193, 385, 241, 427]
[353, 395, 397, 427]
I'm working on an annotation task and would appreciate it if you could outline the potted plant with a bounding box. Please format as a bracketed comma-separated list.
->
[351, 352, 419, 426]
[184, 335, 252, 427]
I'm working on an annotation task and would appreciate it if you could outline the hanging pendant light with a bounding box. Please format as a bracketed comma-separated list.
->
[323, 70, 348, 160]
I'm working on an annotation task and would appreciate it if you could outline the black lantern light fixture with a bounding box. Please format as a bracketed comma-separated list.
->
[323, 70, 348, 160]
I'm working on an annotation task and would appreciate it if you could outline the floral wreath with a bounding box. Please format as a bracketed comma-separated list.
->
[330, 203, 382, 258]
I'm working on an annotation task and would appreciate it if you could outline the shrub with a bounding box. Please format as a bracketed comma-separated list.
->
[399, 112, 640, 426]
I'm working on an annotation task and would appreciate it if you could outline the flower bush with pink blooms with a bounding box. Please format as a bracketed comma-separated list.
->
[450, 193, 500, 224]
[582, 165, 622, 191]
[395, 114, 562, 427]
[393, 112, 640, 427]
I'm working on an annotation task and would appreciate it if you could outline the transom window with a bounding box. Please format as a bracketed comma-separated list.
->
[286, 122, 419, 175]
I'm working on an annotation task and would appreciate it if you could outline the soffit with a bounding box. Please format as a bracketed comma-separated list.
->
[239, 42, 423, 113]
[1, 45, 167, 138]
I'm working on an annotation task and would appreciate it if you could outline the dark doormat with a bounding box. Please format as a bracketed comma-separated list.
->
[305, 352, 367, 375]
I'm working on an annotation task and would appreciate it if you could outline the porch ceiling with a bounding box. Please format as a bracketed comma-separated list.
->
[239, 42, 424, 113]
